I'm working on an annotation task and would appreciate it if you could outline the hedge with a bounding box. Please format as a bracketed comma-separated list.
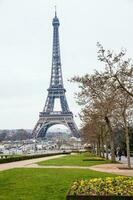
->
[0, 152, 70, 164]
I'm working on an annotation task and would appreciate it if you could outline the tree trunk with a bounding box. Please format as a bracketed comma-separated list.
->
[100, 128, 105, 158]
[125, 127, 131, 168]
[96, 143, 98, 156]
[92, 142, 96, 155]
[105, 133, 109, 160]
[105, 116, 115, 162]
[96, 137, 101, 156]
[123, 113, 131, 168]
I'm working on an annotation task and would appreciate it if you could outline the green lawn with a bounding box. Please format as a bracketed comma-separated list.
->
[0, 153, 117, 200]
[38, 153, 111, 166]
[0, 168, 116, 200]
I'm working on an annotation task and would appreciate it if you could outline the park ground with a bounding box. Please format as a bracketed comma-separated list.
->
[0, 152, 133, 200]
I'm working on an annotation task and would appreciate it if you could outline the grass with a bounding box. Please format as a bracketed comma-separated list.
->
[0, 168, 116, 200]
[38, 152, 111, 166]
[0, 153, 118, 200]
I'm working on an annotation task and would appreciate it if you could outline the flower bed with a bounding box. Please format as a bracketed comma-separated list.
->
[66, 176, 133, 200]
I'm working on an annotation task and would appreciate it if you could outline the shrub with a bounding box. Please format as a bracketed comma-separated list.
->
[0, 152, 69, 164]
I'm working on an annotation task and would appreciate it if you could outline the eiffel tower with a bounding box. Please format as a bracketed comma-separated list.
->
[33, 11, 80, 138]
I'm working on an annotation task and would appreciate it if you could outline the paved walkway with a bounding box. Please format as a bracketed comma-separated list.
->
[0, 154, 133, 177]
[23, 164, 91, 169]
[89, 163, 133, 177]
[23, 163, 133, 177]
[0, 154, 65, 171]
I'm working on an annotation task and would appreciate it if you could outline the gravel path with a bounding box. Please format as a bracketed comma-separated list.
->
[23, 162, 133, 177]
[0, 154, 65, 171]
[0, 155, 133, 177]
[22, 164, 90, 169]
[89, 163, 133, 177]
[24, 163, 133, 176]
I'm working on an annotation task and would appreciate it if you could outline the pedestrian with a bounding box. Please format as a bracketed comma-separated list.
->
[124, 149, 127, 157]
[118, 148, 122, 161]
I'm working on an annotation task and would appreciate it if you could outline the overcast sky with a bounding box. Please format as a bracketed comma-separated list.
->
[0, 0, 132, 129]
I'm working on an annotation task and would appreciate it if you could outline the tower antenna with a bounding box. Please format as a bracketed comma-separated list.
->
[55, 5, 57, 17]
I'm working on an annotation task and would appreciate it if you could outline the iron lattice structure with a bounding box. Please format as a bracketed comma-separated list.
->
[33, 11, 80, 138]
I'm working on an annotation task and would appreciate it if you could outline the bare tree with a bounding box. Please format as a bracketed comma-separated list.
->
[97, 42, 133, 97]
[97, 43, 133, 168]
[117, 91, 133, 168]
[71, 72, 119, 162]
[71, 44, 133, 166]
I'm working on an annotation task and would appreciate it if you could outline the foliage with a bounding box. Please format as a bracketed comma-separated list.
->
[0, 129, 32, 141]
[69, 176, 133, 196]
